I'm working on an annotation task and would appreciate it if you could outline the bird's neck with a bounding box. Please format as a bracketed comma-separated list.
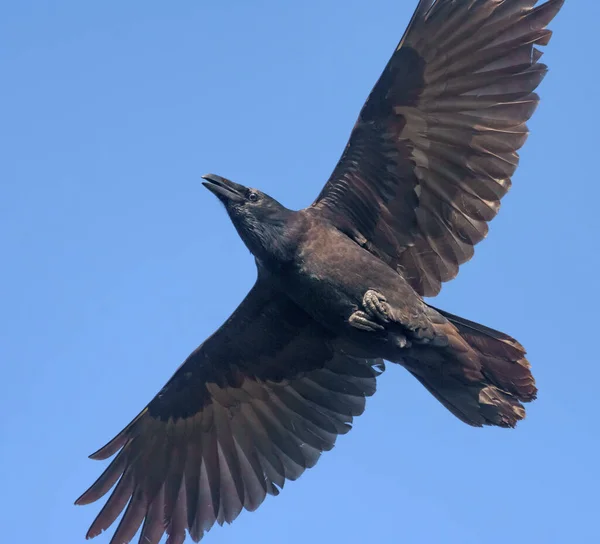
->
[245, 210, 304, 269]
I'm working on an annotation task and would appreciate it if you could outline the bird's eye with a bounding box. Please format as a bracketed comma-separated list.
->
[248, 192, 259, 202]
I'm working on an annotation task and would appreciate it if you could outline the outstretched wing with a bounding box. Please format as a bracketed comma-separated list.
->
[312, 0, 564, 296]
[76, 279, 384, 544]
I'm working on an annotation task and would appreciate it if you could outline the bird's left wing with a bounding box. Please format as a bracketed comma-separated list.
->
[312, 0, 564, 297]
[76, 279, 384, 544]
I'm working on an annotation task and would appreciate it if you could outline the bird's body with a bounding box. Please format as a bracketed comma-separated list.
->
[76, 1, 566, 543]
[264, 210, 426, 351]
[262, 211, 407, 326]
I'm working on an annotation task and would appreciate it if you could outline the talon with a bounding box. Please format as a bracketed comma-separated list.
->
[349, 310, 385, 332]
[363, 289, 391, 323]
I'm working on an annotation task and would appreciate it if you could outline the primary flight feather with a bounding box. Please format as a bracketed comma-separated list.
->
[77, 1, 565, 542]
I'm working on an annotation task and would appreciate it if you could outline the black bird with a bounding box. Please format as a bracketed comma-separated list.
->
[77, 1, 565, 542]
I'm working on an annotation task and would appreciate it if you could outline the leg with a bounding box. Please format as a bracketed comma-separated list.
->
[348, 289, 393, 331]
[362, 290, 391, 323]
[349, 289, 410, 348]
[348, 310, 385, 332]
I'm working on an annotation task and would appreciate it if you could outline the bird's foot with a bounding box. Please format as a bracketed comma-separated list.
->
[349, 290, 393, 332]
[362, 290, 392, 323]
[348, 310, 385, 332]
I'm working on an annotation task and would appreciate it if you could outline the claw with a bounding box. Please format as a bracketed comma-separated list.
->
[363, 290, 391, 323]
[349, 310, 385, 332]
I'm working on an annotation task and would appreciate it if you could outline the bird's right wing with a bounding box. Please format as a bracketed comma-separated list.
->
[312, 0, 564, 297]
[76, 278, 384, 544]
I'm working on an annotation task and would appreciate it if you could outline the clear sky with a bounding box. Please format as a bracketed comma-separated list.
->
[2, 1, 599, 543]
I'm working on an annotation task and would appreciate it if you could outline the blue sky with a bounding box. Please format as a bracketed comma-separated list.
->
[2, 1, 599, 543]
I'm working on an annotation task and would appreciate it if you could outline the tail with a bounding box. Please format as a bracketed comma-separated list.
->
[405, 306, 537, 428]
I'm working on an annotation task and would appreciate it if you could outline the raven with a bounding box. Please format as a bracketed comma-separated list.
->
[77, 1, 565, 542]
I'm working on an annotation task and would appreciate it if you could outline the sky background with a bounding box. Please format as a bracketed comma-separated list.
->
[1, 1, 599, 543]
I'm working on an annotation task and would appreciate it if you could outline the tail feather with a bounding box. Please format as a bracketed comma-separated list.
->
[405, 306, 536, 428]
[431, 307, 527, 361]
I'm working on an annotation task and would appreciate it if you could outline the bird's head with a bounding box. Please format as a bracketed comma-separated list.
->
[202, 173, 295, 263]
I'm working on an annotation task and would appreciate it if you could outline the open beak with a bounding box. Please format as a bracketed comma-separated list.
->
[202, 173, 246, 204]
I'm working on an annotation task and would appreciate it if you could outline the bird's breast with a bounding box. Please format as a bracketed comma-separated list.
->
[278, 224, 413, 333]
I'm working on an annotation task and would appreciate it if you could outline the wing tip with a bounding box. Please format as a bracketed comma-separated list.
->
[88, 408, 149, 460]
